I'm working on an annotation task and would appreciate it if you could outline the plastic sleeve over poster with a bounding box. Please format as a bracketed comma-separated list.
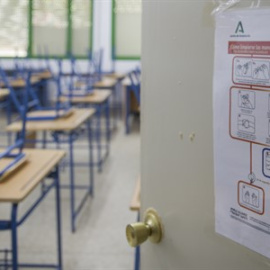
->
[213, 8, 270, 258]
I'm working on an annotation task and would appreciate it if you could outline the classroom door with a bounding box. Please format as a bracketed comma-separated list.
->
[139, 0, 270, 269]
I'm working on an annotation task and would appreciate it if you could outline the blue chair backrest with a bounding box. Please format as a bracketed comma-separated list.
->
[64, 55, 94, 95]
[97, 49, 103, 76]
[0, 73, 28, 179]
[14, 57, 23, 77]
[69, 54, 79, 77]
[87, 48, 103, 77]
[92, 49, 103, 81]
[0, 68, 41, 117]
[53, 59, 71, 110]
[69, 54, 86, 83]
[87, 49, 93, 74]
[128, 70, 141, 105]
[43, 45, 53, 72]
[17, 73, 28, 151]
[1, 63, 70, 121]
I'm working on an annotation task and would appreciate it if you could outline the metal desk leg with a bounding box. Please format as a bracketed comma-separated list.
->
[42, 131, 47, 149]
[41, 131, 47, 194]
[69, 133, 76, 233]
[105, 100, 110, 156]
[11, 204, 18, 270]
[112, 86, 118, 131]
[87, 119, 94, 197]
[126, 88, 131, 135]
[7, 96, 12, 146]
[117, 80, 122, 121]
[96, 105, 102, 173]
[55, 167, 63, 270]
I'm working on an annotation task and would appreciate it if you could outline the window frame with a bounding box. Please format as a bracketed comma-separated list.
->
[111, 0, 141, 61]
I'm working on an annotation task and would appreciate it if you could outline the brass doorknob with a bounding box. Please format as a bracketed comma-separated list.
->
[126, 208, 163, 247]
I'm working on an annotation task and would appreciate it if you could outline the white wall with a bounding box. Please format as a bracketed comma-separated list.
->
[93, 0, 140, 73]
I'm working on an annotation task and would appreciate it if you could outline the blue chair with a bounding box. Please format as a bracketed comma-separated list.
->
[125, 70, 141, 134]
[92, 48, 104, 81]
[0, 74, 28, 181]
[0, 67, 71, 121]
[86, 48, 103, 81]
[42, 46, 53, 74]
[13, 57, 42, 77]
[60, 56, 94, 97]
[128, 71, 141, 105]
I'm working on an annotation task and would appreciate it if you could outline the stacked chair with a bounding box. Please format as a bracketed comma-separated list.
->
[0, 73, 28, 181]
[125, 68, 141, 134]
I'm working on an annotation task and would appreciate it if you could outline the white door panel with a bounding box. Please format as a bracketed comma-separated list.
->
[141, 0, 270, 268]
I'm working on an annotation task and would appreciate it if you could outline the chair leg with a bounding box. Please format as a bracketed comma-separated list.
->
[11, 204, 18, 270]
[54, 168, 63, 270]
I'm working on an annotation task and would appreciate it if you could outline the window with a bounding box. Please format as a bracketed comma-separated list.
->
[0, 0, 93, 58]
[112, 0, 141, 60]
[71, 0, 93, 57]
[31, 0, 68, 57]
[0, 0, 28, 57]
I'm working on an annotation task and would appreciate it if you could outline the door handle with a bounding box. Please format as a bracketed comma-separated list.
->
[126, 208, 163, 247]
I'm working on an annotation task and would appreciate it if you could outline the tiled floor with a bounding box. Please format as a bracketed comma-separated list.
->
[0, 115, 140, 270]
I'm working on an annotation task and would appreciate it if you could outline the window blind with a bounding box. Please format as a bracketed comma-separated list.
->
[0, 0, 28, 57]
[71, 0, 92, 57]
[113, 0, 142, 59]
[32, 0, 68, 57]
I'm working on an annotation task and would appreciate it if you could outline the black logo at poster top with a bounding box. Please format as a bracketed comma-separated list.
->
[235, 21, 244, 34]
[230, 21, 250, 38]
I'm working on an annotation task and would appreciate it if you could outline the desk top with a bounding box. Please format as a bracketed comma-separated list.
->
[0, 88, 9, 100]
[6, 108, 95, 132]
[0, 77, 40, 88]
[0, 149, 65, 203]
[27, 109, 73, 119]
[130, 177, 141, 211]
[104, 73, 126, 81]
[94, 78, 117, 89]
[60, 90, 112, 104]
[122, 77, 132, 87]
[34, 70, 53, 80]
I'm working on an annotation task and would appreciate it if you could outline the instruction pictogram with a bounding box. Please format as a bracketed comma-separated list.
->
[230, 87, 270, 145]
[238, 90, 255, 109]
[238, 181, 265, 215]
[233, 57, 270, 87]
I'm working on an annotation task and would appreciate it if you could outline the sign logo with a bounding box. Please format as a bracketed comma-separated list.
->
[230, 21, 250, 38]
[235, 21, 244, 34]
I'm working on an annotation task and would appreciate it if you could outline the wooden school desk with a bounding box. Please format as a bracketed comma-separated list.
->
[6, 108, 96, 233]
[0, 148, 65, 270]
[130, 177, 141, 270]
[0, 88, 9, 101]
[104, 72, 126, 81]
[130, 177, 141, 212]
[0, 77, 40, 88]
[33, 70, 53, 80]
[60, 90, 112, 172]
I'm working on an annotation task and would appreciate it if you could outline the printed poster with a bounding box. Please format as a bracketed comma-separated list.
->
[214, 8, 270, 258]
